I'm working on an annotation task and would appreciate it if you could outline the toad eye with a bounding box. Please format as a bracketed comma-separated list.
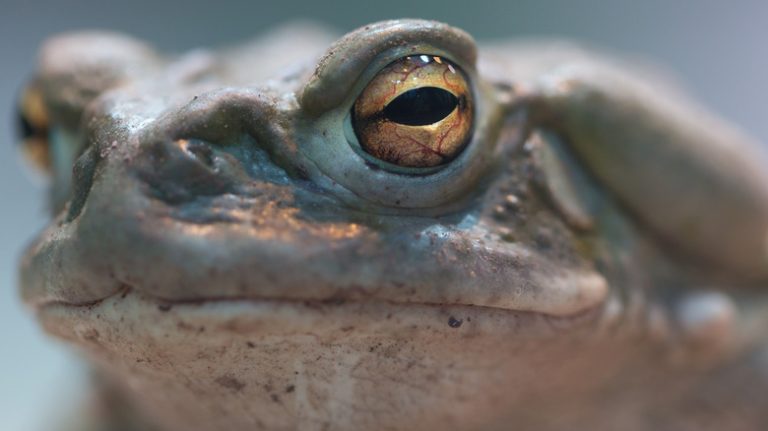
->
[15, 82, 51, 173]
[352, 55, 473, 169]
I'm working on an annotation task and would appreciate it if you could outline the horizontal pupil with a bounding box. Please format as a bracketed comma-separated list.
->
[383, 87, 458, 126]
[16, 109, 37, 141]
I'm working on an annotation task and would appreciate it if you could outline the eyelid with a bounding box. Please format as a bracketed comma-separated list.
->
[299, 19, 477, 116]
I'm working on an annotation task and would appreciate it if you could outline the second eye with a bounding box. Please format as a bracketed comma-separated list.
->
[352, 55, 473, 169]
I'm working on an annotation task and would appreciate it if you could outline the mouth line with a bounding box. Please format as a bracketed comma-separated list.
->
[35, 285, 605, 323]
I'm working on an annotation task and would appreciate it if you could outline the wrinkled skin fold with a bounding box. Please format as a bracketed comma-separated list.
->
[17, 19, 768, 431]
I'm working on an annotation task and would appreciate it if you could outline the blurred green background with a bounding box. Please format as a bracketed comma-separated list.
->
[1, 0, 766, 428]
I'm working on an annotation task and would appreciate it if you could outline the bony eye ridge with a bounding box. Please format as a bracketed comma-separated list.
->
[352, 55, 473, 169]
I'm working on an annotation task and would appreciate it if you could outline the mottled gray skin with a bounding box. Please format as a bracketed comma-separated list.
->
[19, 19, 768, 431]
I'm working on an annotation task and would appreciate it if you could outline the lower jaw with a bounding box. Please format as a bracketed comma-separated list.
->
[33, 289, 768, 431]
[37, 288, 620, 431]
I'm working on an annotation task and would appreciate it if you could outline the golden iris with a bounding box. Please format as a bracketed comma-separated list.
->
[352, 55, 473, 168]
[17, 82, 51, 172]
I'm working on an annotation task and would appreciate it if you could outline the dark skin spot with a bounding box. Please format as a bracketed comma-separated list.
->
[295, 164, 310, 181]
[215, 375, 246, 392]
[448, 316, 463, 328]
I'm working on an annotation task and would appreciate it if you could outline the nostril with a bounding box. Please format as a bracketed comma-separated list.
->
[178, 139, 215, 168]
[135, 139, 237, 204]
